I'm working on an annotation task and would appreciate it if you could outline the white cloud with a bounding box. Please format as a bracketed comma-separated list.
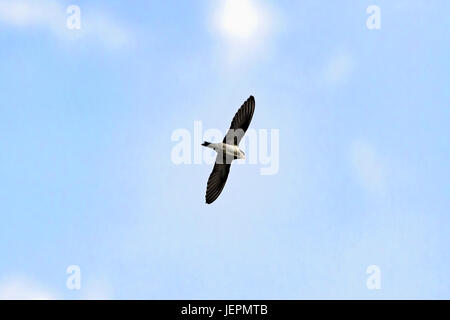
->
[210, 0, 278, 65]
[216, 0, 264, 41]
[350, 140, 387, 196]
[0, 276, 57, 300]
[322, 51, 355, 85]
[0, 0, 61, 28]
[0, 0, 132, 49]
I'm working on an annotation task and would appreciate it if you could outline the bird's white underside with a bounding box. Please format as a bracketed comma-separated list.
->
[207, 142, 245, 160]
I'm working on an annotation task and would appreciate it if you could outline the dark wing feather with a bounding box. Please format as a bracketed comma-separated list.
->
[205, 161, 231, 204]
[223, 95, 255, 145]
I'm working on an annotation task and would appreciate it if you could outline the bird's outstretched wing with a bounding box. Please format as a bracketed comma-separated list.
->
[223, 95, 255, 145]
[205, 161, 231, 204]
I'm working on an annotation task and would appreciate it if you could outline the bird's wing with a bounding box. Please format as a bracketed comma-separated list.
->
[223, 95, 255, 145]
[205, 160, 231, 204]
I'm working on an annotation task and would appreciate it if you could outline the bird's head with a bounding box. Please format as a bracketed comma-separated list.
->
[239, 150, 246, 160]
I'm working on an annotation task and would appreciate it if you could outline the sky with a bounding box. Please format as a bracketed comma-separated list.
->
[0, 0, 449, 299]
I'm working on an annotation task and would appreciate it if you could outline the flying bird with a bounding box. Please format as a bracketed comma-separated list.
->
[202, 95, 255, 204]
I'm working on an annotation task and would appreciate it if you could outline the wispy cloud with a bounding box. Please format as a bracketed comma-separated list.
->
[82, 278, 114, 300]
[0, 274, 114, 300]
[350, 140, 387, 196]
[0, 0, 61, 28]
[0, 276, 56, 300]
[0, 0, 132, 49]
[321, 50, 355, 85]
[80, 11, 132, 49]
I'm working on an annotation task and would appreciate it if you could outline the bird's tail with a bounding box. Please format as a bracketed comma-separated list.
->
[201, 141, 211, 147]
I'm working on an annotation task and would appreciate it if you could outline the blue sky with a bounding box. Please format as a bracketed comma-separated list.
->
[0, 0, 449, 299]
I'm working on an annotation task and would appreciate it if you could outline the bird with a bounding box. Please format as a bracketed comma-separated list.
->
[202, 95, 255, 204]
